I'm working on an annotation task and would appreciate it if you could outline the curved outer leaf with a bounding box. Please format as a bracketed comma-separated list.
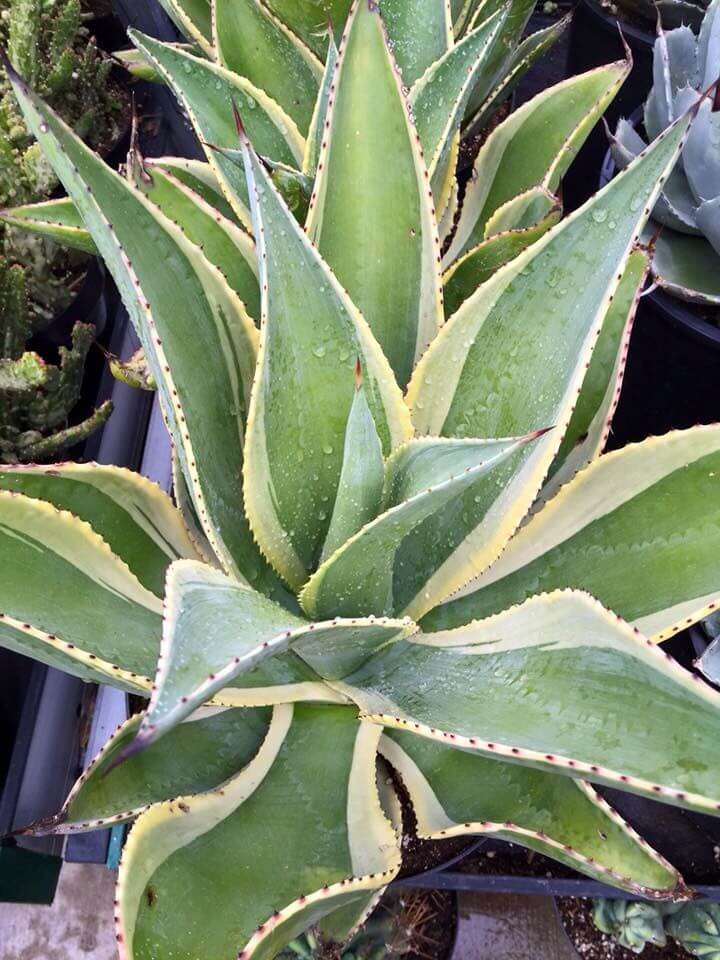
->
[116, 704, 401, 960]
[446, 59, 630, 265]
[263, 0, 354, 57]
[305, 0, 444, 389]
[23, 708, 269, 835]
[402, 115, 692, 621]
[6, 63, 290, 601]
[0, 197, 96, 253]
[379, 0, 452, 87]
[542, 248, 650, 497]
[428, 426, 720, 640]
[157, 0, 214, 55]
[380, 732, 685, 898]
[442, 191, 561, 317]
[302, 33, 338, 176]
[484, 185, 558, 237]
[320, 374, 385, 564]
[0, 490, 160, 691]
[135, 161, 260, 322]
[239, 117, 412, 590]
[137, 560, 414, 748]
[300, 435, 540, 620]
[651, 229, 720, 306]
[409, 9, 506, 203]
[213, 0, 322, 135]
[0, 463, 200, 596]
[338, 590, 720, 815]
[129, 32, 305, 230]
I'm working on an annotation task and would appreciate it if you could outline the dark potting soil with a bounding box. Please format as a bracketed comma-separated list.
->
[558, 897, 692, 960]
[457, 839, 580, 879]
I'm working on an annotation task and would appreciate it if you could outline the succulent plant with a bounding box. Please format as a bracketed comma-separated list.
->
[2, 2, 720, 958]
[592, 899, 668, 953]
[613, 0, 710, 31]
[667, 901, 720, 958]
[609, 0, 720, 305]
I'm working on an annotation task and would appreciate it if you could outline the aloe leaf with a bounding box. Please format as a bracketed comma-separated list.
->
[305, 0, 443, 390]
[403, 115, 692, 620]
[21, 708, 269, 835]
[157, 0, 214, 54]
[239, 118, 412, 590]
[5, 64, 289, 600]
[213, 0, 322, 135]
[0, 463, 201, 596]
[542, 249, 650, 497]
[651, 229, 720, 305]
[429, 426, 720, 639]
[0, 491, 160, 691]
[320, 369, 385, 564]
[409, 9, 506, 202]
[443, 197, 561, 317]
[135, 159, 260, 321]
[117, 704, 401, 960]
[135, 560, 413, 748]
[0, 197, 96, 253]
[341, 590, 720, 816]
[302, 32, 338, 176]
[300, 434, 540, 620]
[379, 0, 453, 86]
[129, 31, 304, 228]
[381, 732, 685, 897]
[447, 60, 630, 263]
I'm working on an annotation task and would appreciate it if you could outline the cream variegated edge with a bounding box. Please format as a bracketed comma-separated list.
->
[305, 0, 445, 373]
[170, 447, 218, 566]
[147, 156, 226, 199]
[158, 0, 215, 57]
[447, 56, 629, 265]
[452, 425, 720, 640]
[115, 706, 401, 960]
[377, 734, 686, 899]
[482, 186, 560, 238]
[438, 175, 460, 247]
[536, 249, 649, 505]
[340, 589, 720, 814]
[130, 32, 305, 229]
[403, 117, 691, 620]
[301, 31, 338, 176]
[241, 120, 413, 590]
[0, 462, 202, 565]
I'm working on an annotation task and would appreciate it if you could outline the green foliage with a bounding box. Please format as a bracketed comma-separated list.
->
[1, 1, 720, 958]
[592, 899, 667, 953]
[667, 901, 720, 959]
[610, 0, 720, 304]
[614, 0, 709, 30]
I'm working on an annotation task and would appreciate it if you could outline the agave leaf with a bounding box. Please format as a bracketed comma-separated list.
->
[483, 186, 559, 237]
[542, 249, 650, 497]
[112, 45, 199, 83]
[305, 0, 443, 389]
[0, 197, 96, 253]
[402, 116, 691, 620]
[135, 160, 261, 321]
[300, 435, 540, 620]
[443, 196, 561, 317]
[135, 560, 414, 748]
[320, 371, 385, 564]
[0, 463, 201, 596]
[699, 0, 720, 88]
[683, 101, 720, 208]
[171, 450, 217, 566]
[340, 590, 720, 816]
[409, 9, 507, 203]
[465, 15, 571, 135]
[21, 708, 270, 835]
[651, 229, 720, 305]
[380, 732, 685, 897]
[239, 117, 412, 589]
[379, 0, 453, 87]
[429, 426, 720, 639]
[6, 63, 291, 600]
[213, 0, 322, 134]
[157, 0, 214, 55]
[302, 32, 338, 176]
[116, 705, 401, 960]
[447, 60, 630, 263]
[129, 31, 305, 229]
[263, 0, 354, 56]
[695, 196, 720, 255]
[148, 156, 241, 224]
[0, 491, 160, 691]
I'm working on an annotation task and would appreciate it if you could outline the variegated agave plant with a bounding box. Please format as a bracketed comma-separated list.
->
[609, 0, 720, 305]
[3, 2, 720, 959]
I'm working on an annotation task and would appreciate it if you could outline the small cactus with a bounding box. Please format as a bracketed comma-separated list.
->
[592, 899, 667, 953]
[667, 901, 720, 959]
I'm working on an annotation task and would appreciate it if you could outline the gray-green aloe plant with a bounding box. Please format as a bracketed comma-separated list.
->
[610, 0, 720, 305]
[3, 1, 720, 958]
